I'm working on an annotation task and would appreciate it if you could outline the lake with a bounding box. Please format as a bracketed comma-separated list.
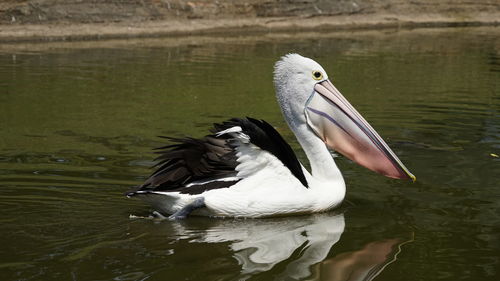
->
[0, 27, 499, 281]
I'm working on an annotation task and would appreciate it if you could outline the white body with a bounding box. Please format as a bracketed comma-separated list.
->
[138, 54, 348, 218]
[141, 145, 345, 218]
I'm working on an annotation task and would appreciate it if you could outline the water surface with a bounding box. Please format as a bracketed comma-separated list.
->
[0, 27, 499, 281]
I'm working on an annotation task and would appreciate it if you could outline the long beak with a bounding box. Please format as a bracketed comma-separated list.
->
[305, 80, 415, 181]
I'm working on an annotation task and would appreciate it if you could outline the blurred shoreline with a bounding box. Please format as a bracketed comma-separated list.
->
[0, 0, 499, 43]
[2, 26, 498, 54]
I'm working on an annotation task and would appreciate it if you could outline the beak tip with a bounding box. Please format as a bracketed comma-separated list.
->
[406, 173, 416, 182]
[410, 174, 416, 183]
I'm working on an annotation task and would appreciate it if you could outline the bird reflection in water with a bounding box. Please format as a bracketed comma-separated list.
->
[313, 237, 413, 281]
[162, 212, 412, 280]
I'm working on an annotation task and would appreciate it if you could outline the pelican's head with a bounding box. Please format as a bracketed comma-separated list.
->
[274, 54, 415, 181]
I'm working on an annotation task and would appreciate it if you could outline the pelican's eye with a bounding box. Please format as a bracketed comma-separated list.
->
[312, 71, 323, 80]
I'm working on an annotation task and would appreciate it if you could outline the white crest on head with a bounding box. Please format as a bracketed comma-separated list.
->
[273, 54, 329, 128]
[273, 54, 328, 83]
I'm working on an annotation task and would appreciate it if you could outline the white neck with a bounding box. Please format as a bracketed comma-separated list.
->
[273, 55, 342, 183]
[290, 122, 343, 182]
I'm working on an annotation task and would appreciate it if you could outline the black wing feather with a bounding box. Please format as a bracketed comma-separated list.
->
[127, 117, 308, 196]
[243, 117, 308, 188]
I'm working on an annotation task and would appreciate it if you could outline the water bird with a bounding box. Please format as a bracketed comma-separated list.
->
[126, 54, 415, 219]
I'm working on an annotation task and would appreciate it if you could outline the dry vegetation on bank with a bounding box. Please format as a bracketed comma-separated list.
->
[0, 0, 498, 42]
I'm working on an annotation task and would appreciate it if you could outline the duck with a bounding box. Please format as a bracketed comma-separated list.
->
[126, 54, 415, 219]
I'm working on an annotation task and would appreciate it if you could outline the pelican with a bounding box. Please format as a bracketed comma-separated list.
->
[126, 54, 415, 219]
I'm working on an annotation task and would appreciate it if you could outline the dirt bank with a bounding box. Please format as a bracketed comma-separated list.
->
[0, 0, 499, 42]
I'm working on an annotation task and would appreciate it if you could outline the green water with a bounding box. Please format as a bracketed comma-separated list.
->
[0, 27, 499, 281]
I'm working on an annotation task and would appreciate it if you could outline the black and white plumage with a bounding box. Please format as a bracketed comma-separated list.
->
[127, 117, 308, 196]
[127, 54, 415, 218]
